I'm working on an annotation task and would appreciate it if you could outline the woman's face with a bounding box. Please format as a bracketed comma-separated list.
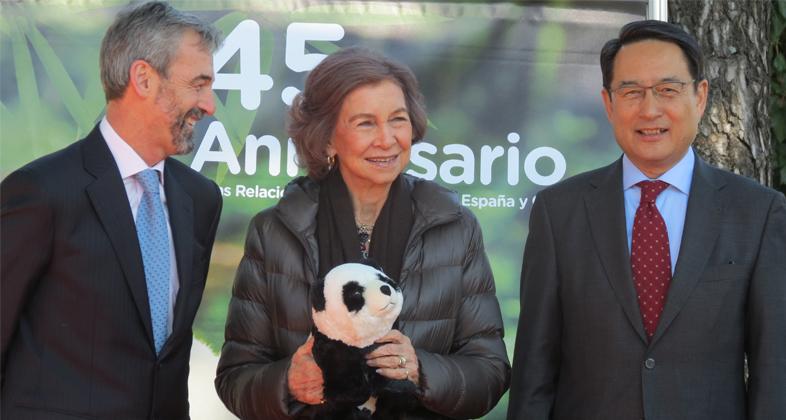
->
[328, 80, 413, 192]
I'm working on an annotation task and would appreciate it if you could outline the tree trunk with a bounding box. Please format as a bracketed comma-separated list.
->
[670, 0, 773, 186]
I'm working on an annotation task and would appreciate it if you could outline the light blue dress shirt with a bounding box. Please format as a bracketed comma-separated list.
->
[623, 148, 694, 273]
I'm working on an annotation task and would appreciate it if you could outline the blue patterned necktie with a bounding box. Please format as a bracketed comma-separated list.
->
[134, 169, 171, 354]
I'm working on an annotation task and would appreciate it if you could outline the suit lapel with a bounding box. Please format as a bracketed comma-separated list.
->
[650, 157, 724, 346]
[82, 127, 154, 345]
[162, 162, 194, 350]
[584, 160, 648, 343]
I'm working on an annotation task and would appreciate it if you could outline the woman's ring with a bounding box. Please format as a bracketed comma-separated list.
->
[398, 355, 407, 368]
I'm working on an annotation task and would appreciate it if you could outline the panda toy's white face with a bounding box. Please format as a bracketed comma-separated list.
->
[312, 263, 404, 348]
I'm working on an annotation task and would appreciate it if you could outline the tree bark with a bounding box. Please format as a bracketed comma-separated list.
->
[670, 0, 773, 186]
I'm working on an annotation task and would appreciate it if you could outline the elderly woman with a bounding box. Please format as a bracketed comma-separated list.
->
[215, 47, 510, 419]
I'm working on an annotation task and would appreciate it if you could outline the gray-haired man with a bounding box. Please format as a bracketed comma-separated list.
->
[1, 2, 223, 418]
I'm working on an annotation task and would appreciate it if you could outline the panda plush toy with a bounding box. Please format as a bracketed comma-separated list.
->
[310, 261, 418, 420]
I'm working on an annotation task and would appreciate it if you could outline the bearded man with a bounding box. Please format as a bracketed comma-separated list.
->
[1, 2, 223, 419]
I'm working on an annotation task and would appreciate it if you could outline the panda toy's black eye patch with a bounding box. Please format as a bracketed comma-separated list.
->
[342, 281, 366, 313]
[376, 273, 399, 291]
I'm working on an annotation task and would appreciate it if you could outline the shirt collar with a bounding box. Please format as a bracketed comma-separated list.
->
[100, 116, 166, 182]
[622, 147, 694, 194]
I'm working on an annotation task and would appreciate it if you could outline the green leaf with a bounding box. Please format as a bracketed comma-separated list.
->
[0, 9, 15, 36]
[261, 27, 275, 74]
[308, 40, 341, 55]
[775, 54, 786, 73]
[26, 20, 99, 130]
[774, 14, 786, 40]
[9, 18, 40, 140]
[778, 1, 786, 19]
[211, 99, 256, 183]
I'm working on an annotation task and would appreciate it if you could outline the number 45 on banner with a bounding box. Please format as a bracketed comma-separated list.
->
[212, 20, 345, 110]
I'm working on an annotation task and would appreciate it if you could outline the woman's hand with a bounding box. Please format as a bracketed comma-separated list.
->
[366, 329, 419, 385]
[287, 335, 325, 405]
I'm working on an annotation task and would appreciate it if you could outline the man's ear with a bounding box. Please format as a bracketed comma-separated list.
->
[128, 59, 159, 98]
[601, 87, 614, 122]
[695, 78, 709, 117]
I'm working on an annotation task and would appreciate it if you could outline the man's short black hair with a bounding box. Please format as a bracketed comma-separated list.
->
[600, 20, 704, 91]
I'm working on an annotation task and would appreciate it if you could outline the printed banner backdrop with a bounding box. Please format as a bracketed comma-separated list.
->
[0, 1, 647, 418]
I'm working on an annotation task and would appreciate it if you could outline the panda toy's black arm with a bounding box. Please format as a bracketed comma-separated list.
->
[311, 329, 374, 405]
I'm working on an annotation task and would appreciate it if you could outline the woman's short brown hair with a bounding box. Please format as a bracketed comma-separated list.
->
[288, 47, 427, 180]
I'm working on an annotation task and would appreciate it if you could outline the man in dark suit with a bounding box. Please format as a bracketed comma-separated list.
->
[1, 2, 222, 419]
[507, 20, 785, 420]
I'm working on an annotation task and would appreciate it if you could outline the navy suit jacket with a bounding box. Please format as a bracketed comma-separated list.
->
[507, 155, 786, 420]
[1, 126, 222, 419]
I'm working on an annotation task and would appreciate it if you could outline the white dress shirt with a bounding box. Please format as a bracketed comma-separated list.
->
[100, 117, 179, 336]
[622, 148, 694, 273]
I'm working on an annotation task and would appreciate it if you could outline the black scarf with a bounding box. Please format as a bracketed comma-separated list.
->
[316, 168, 413, 282]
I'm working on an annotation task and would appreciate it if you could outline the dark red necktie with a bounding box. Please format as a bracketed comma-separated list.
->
[631, 180, 671, 340]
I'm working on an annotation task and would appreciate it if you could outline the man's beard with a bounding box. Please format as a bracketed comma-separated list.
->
[170, 107, 204, 155]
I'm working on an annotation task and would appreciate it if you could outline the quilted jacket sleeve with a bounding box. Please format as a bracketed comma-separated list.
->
[415, 209, 511, 418]
[214, 213, 305, 420]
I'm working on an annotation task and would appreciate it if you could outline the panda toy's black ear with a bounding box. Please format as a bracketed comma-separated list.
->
[359, 258, 383, 272]
[311, 276, 326, 312]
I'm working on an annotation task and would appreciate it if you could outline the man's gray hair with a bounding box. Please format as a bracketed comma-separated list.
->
[100, 1, 221, 100]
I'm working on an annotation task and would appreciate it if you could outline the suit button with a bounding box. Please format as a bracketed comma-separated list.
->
[644, 358, 655, 369]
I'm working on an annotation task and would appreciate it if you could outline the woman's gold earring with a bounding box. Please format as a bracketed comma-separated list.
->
[327, 155, 335, 170]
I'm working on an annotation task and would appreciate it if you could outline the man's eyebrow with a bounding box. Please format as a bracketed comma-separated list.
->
[191, 74, 213, 84]
[616, 76, 685, 87]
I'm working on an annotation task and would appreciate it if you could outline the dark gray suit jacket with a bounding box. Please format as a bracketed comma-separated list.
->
[1, 126, 223, 419]
[507, 155, 786, 420]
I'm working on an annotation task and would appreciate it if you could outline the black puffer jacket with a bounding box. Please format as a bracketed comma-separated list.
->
[215, 174, 510, 419]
